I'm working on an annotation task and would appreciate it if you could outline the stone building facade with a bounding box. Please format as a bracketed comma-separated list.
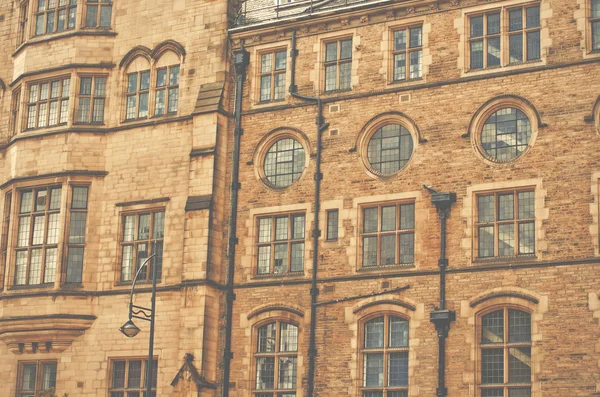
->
[0, 0, 231, 396]
[226, 0, 600, 396]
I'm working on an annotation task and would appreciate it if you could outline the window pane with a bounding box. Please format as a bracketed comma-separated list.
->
[509, 9, 523, 31]
[508, 309, 531, 343]
[363, 353, 384, 387]
[400, 204, 415, 229]
[498, 194, 514, 221]
[275, 217, 288, 240]
[44, 247, 58, 283]
[93, 98, 105, 122]
[42, 362, 57, 389]
[324, 65, 336, 92]
[526, 31, 540, 60]
[481, 390, 504, 397]
[32, 215, 45, 245]
[290, 242, 304, 272]
[394, 53, 406, 81]
[325, 42, 337, 62]
[72, 186, 88, 209]
[498, 224, 515, 256]
[517, 191, 534, 219]
[275, 50, 287, 70]
[138, 214, 150, 240]
[100, 4, 112, 27]
[481, 348, 504, 384]
[518, 222, 535, 254]
[487, 13, 500, 35]
[280, 323, 298, 352]
[362, 236, 377, 267]
[593, 0, 600, 17]
[399, 233, 414, 264]
[151, 240, 163, 279]
[273, 243, 288, 273]
[140, 71, 150, 90]
[389, 316, 408, 347]
[29, 248, 42, 284]
[136, 243, 148, 279]
[128, 360, 142, 389]
[153, 212, 165, 238]
[155, 90, 166, 115]
[274, 73, 286, 100]
[15, 251, 28, 285]
[65, 246, 84, 283]
[509, 33, 524, 63]
[278, 357, 297, 389]
[471, 16, 483, 37]
[470, 40, 484, 69]
[78, 98, 91, 122]
[121, 245, 133, 281]
[291, 215, 304, 240]
[326, 210, 338, 240]
[394, 29, 406, 51]
[508, 389, 531, 397]
[139, 92, 149, 118]
[17, 216, 31, 247]
[256, 357, 275, 389]
[260, 75, 271, 102]
[127, 74, 137, 93]
[508, 347, 531, 384]
[21, 363, 37, 390]
[388, 352, 408, 387]
[478, 226, 494, 257]
[258, 218, 272, 243]
[409, 27, 422, 48]
[126, 96, 136, 119]
[487, 37, 501, 67]
[86, 4, 98, 27]
[123, 215, 135, 242]
[68, 212, 87, 244]
[339, 62, 352, 90]
[380, 235, 395, 265]
[482, 310, 504, 344]
[258, 322, 276, 353]
[340, 39, 352, 59]
[257, 246, 271, 274]
[526, 6, 540, 28]
[364, 317, 384, 348]
[363, 208, 378, 233]
[381, 206, 396, 231]
[409, 50, 422, 79]
[261, 53, 273, 74]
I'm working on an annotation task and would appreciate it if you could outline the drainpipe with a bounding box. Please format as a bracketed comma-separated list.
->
[290, 31, 329, 397]
[424, 185, 456, 397]
[222, 42, 249, 397]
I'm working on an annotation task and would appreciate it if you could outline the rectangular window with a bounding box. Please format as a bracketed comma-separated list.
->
[17, 360, 57, 397]
[34, 0, 77, 36]
[85, 0, 113, 28]
[392, 26, 422, 82]
[475, 190, 535, 259]
[26, 77, 70, 130]
[469, 5, 540, 70]
[65, 186, 88, 283]
[77, 76, 107, 124]
[125, 71, 150, 120]
[109, 358, 157, 397]
[256, 213, 305, 275]
[326, 209, 338, 241]
[154, 65, 180, 116]
[11, 89, 21, 136]
[18, 2, 28, 45]
[120, 211, 164, 282]
[324, 38, 352, 92]
[259, 49, 287, 103]
[0, 193, 12, 290]
[361, 203, 415, 268]
[592, 0, 600, 50]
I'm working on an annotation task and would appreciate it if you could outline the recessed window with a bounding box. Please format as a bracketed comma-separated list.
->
[361, 202, 415, 268]
[361, 315, 409, 397]
[154, 65, 180, 116]
[125, 70, 150, 120]
[254, 321, 298, 395]
[479, 308, 531, 396]
[85, 0, 113, 28]
[324, 38, 352, 92]
[263, 138, 305, 188]
[326, 209, 339, 241]
[34, 0, 77, 36]
[26, 77, 70, 130]
[480, 108, 532, 162]
[109, 358, 158, 397]
[259, 50, 287, 102]
[475, 189, 535, 259]
[77, 76, 107, 124]
[469, 5, 540, 70]
[592, 0, 600, 51]
[367, 124, 414, 176]
[120, 211, 165, 282]
[18, 2, 28, 46]
[257, 213, 305, 275]
[392, 26, 422, 82]
[17, 360, 57, 397]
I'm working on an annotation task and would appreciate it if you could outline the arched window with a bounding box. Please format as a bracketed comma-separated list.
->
[480, 108, 532, 162]
[263, 138, 306, 189]
[366, 124, 414, 176]
[255, 321, 298, 396]
[478, 308, 531, 397]
[361, 315, 409, 397]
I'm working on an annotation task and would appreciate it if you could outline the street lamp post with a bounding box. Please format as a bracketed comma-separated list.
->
[119, 254, 157, 397]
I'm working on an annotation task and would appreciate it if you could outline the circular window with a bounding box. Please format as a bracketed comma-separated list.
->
[366, 124, 414, 175]
[480, 108, 532, 162]
[263, 138, 306, 188]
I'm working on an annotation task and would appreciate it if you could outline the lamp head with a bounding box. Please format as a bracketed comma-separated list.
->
[119, 319, 141, 338]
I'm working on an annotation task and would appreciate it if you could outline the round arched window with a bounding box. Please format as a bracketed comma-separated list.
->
[367, 124, 414, 175]
[263, 138, 306, 188]
[480, 108, 532, 162]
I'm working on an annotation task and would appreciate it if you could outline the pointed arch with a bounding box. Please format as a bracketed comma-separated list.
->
[151, 39, 186, 60]
[119, 45, 152, 68]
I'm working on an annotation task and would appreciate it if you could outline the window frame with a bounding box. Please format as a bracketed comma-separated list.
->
[108, 357, 158, 397]
[154, 65, 180, 116]
[33, 0, 77, 37]
[25, 75, 71, 131]
[359, 312, 410, 397]
[476, 306, 532, 397]
[258, 48, 287, 103]
[76, 74, 108, 125]
[16, 360, 58, 397]
[252, 319, 299, 396]
[255, 212, 306, 276]
[125, 70, 151, 121]
[474, 188, 536, 260]
[467, 3, 541, 71]
[323, 36, 353, 93]
[84, 0, 113, 28]
[590, 0, 600, 52]
[326, 209, 339, 241]
[359, 201, 415, 269]
[391, 25, 423, 83]
[18, 1, 29, 46]
[118, 209, 165, 283]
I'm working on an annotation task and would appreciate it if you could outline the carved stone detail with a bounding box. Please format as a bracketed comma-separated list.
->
[317, 23, 327, 31]
[340, 18, 350, 26]
[359, 15, 369, 24]
[430, 2, 439, 10]
[406, 7, 415, 14]
[252, 35, 261, 43]
[450, 0, 460, 6]
[386, 10, 395, 19]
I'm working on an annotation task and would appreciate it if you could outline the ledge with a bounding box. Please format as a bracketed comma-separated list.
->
[13, 30, 118, 57]
[0, 314, 96, 354]
[0, 170, 108, 190]
[10, 62, 116, 87]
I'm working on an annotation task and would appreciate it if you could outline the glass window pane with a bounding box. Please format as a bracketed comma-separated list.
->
[526, 6, 540, 28]
[471, 16, 484, 37]
[400, 204, 415, 229]
[274, 73, 286, 100]
[478, 196, 494, 222]
[47, 213, 60, 244]
[279, 357, 297, 389]
[339, 62, 352, 90]
[363, 208, 378, 233]
[44, 247, 58, 283]
[17, 216, 31, 247]
[32, 215, 45, 245]
[128, 360, 142, 389]
[409, 50, 422, 79]
[280, 323, 298, 352]
[21, 363, 37, 390]
[86, 4, 98, 26]
[478, 226, 494, 257]
[388, 352, 408, 387]
[363, 353, 384, 387]
[72, 186, 88, 209]
[121, 245, 133, 281]
[487, 13, 500, 35]
[258, 322, 276, 353]
[275, 50, 287, 70]
[482, 310, 504, 344]
[65, 246, 84, 283]
[380, 235, 395, 265]
[257, 246, 271, 274]
[509, 309, 531, 343]
[508, 389, 531, 397]
[138, 214, 150, 240]
[325, 42, 337, 62]
[324, 64, 336, 92]
[100, 5, 112, 27]
[399, 233, 414, 264]
[389, 316, 408, 347]
[326, 210, 338, 240]
[470, 40, 484, 69]
[481, 348, 504, 384]
[290, 242, 304, 272]
[394, 30, 406, 51]
[509, 9, 523, 31]
[139, 92, 149, 118]
[487, 37, 501, 67]
[340, 39, 352, 59]
[381, 206, 396, 231]
[15, 251, 28, 285]
[508, 347, 531, 384]
[363, 236, 377, 267]
[510, 33, 524, 63]
[261, 53, 273, 74]
[394, 53, 406, 81]
[256, 357, 275, 389]
[409, 27, 422, 48]
[78, 98, 91, 123]
[364, 317, 384, 348]
[498, 223, 515, 256]
[153, 212, 165, 239]
[273, 243, 288, 273]
[517, 191, 534, 219]
[42, 362, 57, 389]
[518, 222, 535, 254]
[498, 194, 514, 221]
[29, 248, 42, 284]
[527, 31, 540, 60]
[127, 74, 137, 93]
[68, 212, 87, 244]
[275, 217, 288, 240]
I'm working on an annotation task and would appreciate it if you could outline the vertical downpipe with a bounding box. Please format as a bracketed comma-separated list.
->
[222, 42, 249, 397]
[289, 31, 327, 397]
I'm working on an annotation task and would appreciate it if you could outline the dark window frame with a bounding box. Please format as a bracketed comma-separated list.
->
[76, 75, 108, 124]
[323, 37, 353, 93]
[591, 0, 600, 51]
[258, 48, 287, 103]
[391, 25, 423, 82]
[256, 213, 305, 276]
[16, 360, 57, 397]
[84, 0, 113, 28]
[326, 209, 339, 241]
[474, 188, 535, 260]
